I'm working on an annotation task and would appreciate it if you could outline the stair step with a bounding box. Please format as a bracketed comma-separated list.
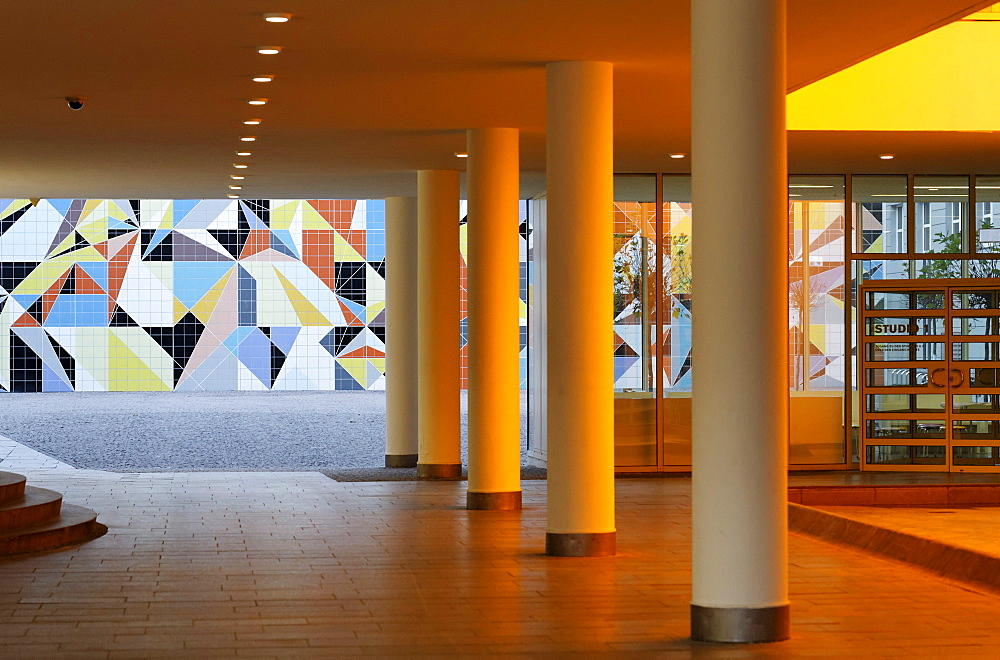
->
[0, 486, 63, 530]
[0, 472, 26, 505]
[0, 504, 107, 556]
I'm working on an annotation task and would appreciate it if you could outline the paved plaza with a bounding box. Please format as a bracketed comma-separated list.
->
[0, 439, 999, 656]
[0, 391, 528, 471]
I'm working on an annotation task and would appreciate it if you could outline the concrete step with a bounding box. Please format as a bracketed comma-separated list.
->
[0, 504, 107, 557]
[789, 483, 1000, 507]
[0, 486, 63, 530]
[0, 472, 26, 505]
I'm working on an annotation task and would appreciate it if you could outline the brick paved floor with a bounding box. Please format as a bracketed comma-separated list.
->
[1, 465, 999, 657]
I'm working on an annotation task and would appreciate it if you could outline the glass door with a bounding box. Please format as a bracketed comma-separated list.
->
[860, 283, 1000, 471]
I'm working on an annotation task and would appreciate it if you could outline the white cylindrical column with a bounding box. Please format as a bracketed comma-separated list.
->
[466, 127, 523, 511]
[691, 0, 789, 643]
[416, 170, 462, 478]
[385, 196, 419, 468]
[544, 61, 615, 556]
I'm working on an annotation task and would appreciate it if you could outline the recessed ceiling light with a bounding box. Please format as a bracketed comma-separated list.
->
[228, 194, 240, 198]
[669, 153, 685, 159]
[244, 119, 261, 125]
[454, 152, 468, 158]
[230, 186, 242, 190]
[236, 151, 252, 156]
[879, 154, 894, 160]
[231, 175, 245, 180]
[234, 163, 249, 169]
[257, 46, 282, 55]
[263, 13, 291, 23]
[252, 75, 274, 83]
[240, 136, 257, 142]
[247, 98, 268, 106]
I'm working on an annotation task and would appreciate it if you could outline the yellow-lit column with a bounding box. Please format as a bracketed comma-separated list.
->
[544, 61, 615, 556]
[690, 0, 789, 643]
[417, 170, 462, 478]
[385, 196, 419, 467]
[466, 127, 522, 510]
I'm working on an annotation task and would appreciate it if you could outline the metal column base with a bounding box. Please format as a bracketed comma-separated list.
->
[467, 491, 522, 510]
[690, 604, 790, 643]
[545, 531, 616, 557]
[385, 454, 418, 468]
[416, 463, 462, 479]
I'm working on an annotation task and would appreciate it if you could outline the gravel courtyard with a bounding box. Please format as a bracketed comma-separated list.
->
[0, 391, 530, 472]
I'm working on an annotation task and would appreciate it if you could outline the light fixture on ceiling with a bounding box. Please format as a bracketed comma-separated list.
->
[236, 151, 252, 156]
[454, 152, 468, 158]
[240, 136, 257, 141]
[263, 12, 291, 22]
[244, 119, 262, 125]
[257, 46, 282, 55]
[879, 154, 894, 160]
[252, 75, 274, 83]
[789, 185, 834, 188]
[228, 194, 240, 199]
[669, 153, 685, 159]
[247, 98, 268, 106]
[234, 163, 249, 169]
[231, 175, 245, 180]
[230, 186, 242, 190]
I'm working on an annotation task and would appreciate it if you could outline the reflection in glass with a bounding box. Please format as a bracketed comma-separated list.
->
[971, 368, 1000, 387]
[914, 175, 968, 254]
[867, 394, 943, 412]
[858, 260, 910, 282]
[865, 290, 945, 310]
[953, 421, 996, 440]
[976, 176, 1000, 267]
[952, 317, 1000, 336]
[867, 419, 914, 439]
[865, 367, 928, 387]
[854, 175, 907, 254]
[866, 342, 945, 361]
[953, 394, 998, 412]
[953, 446, 999, 466]
[952, 342, 1000, 361]
[613, 175, 657, 467]
[788, 176, 845, 392]
[866, 445, 946, 465]
[953, 291, 1000, 309]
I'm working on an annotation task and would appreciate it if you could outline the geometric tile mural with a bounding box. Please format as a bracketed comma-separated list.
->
[0, 198, 529, 393]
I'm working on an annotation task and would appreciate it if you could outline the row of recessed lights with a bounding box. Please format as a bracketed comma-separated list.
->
[228, 12, 291, 198]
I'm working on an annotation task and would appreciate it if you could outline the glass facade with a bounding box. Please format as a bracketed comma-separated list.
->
[527, 173, 1000, 472]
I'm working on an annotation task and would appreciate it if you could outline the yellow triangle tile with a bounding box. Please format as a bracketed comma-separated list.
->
[301, 202, 334, 230]
[191, 271, 232, 324]
[337, 358, 369, 386]
[13, 263, 70, 295]
[333, 231, 363, 262]
[274, 268, 330, 325]
[48, 245, 106, 263]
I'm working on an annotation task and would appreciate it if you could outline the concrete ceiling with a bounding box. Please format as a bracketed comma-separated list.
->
[0, 0, 993, 199]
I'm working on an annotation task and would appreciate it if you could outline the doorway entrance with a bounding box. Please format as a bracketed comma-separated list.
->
[860, 280, 1000, 471]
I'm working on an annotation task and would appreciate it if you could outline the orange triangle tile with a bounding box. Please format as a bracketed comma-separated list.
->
[13, 312, 40, 327]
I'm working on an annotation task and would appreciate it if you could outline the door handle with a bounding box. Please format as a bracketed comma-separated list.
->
[951, 369, 965, 387]
[930, 367, 947, 387]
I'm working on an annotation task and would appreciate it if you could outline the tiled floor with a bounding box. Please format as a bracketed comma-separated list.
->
[1, 445, 1000, 657]
[816, 503, 1000, 560]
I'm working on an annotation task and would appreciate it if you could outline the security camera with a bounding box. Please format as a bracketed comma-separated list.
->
[65, 96, 85, 110]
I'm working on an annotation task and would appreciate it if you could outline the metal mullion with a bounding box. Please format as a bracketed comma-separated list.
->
[845, 174, 854, 467]
[655, 171, 664, 470]
[971, 173, 978, 255]
[907, 173, 915, 256]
